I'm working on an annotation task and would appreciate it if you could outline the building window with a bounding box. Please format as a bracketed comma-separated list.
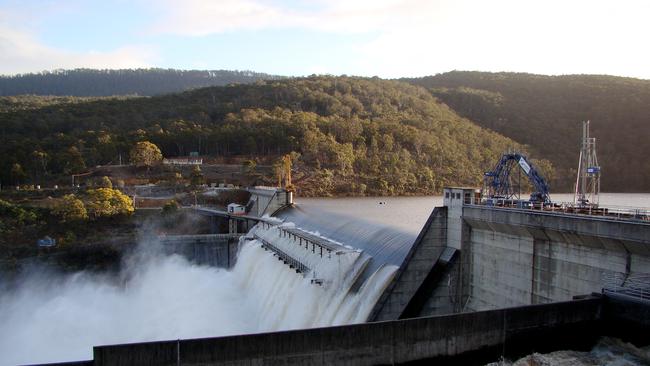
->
[456, 193, 461, 199]
[445, 192, 450, 198]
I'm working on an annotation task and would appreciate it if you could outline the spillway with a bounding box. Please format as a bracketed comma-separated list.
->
[226, 203, 419, 324]
[234, 234, 397, 328]
[233, 210, 406, 327]
[275, 205, 417, 275]
[0, 202, 411, 365]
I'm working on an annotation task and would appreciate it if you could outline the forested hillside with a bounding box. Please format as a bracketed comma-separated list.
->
[0, 95, 135, 113]
[0, 69, 281, 96]
[404, 71, 650, 192]
[0, 76, 537, 196]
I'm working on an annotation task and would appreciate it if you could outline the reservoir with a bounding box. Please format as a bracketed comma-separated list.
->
[296, 193, 650, 234]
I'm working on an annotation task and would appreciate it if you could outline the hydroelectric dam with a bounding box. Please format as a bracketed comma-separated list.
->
[38, 186, 650, 366]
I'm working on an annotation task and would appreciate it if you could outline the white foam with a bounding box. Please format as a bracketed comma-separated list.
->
[0, 225, 398, 366]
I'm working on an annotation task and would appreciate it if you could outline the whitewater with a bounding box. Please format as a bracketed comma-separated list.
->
[0, 220, 398, 366]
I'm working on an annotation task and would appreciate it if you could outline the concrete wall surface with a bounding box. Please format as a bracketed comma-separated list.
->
[461, 206, 650, 311]
[247, 188, 290, 217]
[90, 297, 611, 366]
[158, 234, 240, 268]
[369, 207, 448, 321]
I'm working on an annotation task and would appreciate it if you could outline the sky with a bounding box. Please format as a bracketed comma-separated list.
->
[1, 0, 649, 79]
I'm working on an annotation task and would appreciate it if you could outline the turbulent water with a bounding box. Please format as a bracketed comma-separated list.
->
[0, 218, 398, 365]
[489, 337, 650, 366]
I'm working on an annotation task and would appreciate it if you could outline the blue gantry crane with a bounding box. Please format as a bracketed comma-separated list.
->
[483, 152, 551, 204]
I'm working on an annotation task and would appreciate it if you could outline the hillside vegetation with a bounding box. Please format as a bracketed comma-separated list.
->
[404, 71, 650, 192]
[0, 76, 536, 196]
[0, 68, 281, 96]
[0, 95, 136, 113]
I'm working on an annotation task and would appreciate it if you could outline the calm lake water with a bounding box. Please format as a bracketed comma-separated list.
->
[295, 193, 650, 235]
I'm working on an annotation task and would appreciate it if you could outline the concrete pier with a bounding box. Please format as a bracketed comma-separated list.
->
[246, 187, 293, 217]
[369, 207, 450, 321]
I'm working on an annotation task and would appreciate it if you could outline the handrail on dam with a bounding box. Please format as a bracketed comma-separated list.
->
[253, 235, 311, 275]
[258, 221, 350, 259]
[465, 202, 650, 224]
[250, 223, 352, 284]
[192, 206, 274, 222]
[158, 233, 243, 242]
[280, 228, 336, 258]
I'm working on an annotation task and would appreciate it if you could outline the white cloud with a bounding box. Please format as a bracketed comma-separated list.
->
[148, 0, 650, 78]
[149, 0, 441, 35]
[348, 0, 650, 78]
[0, 21, 157, 75]
[2, 0, 648, 78]
[148, 0, 287, 36]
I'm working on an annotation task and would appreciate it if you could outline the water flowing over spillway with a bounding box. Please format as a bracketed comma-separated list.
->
[0, 208, 404, 366]
[234, 229, 398, 329]
[276, 205, 417, 274]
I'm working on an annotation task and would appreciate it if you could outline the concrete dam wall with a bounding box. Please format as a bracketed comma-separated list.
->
[372, 187, 650, 320]
[159, 191, 650, 323]
[460, 204, 650, 311]
[158, 234, 241, 268]
[45, 295, 650, 366]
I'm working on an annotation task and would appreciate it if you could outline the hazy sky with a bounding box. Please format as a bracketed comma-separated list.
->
[1, 0, 649, 78]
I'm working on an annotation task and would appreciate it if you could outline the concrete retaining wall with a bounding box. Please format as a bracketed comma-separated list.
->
[158, 235, 240, 268]
[419, 254, 460, 316]
[461, 206, 650, 311]
[90, 297, 609, 366]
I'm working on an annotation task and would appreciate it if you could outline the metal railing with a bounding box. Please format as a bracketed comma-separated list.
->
[158, 234, 242, 243]
[602, 272, 650, 302]
[278, 227, 341, 258]
[255, 235, 310, 275]
[472, 198, 650, 222]
[252, 185, 279, 191]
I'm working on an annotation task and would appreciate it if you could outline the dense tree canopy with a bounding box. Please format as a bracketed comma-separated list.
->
[53, 194, 88, 222]
[130, 141, 163, 167]
[85, 188, 134, 218]
[404, 71, 650, 192]
[0, 199, 42, 246]
[96, 176, 113, 189]
[0, 76, 534, 196]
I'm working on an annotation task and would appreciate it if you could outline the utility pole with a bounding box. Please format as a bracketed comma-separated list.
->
[574, 121, 601, 207]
